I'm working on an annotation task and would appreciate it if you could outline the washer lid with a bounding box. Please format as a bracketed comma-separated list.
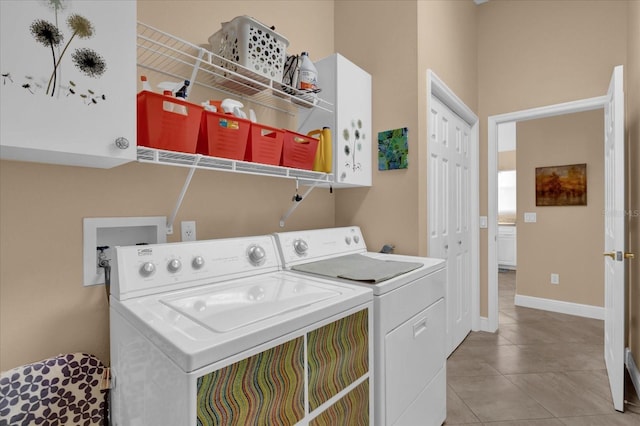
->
[161, 276, 341, 333]
[111, 271, 372, 373]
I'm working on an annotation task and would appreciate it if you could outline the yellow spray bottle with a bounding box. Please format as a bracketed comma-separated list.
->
[309, 127, 332, 173]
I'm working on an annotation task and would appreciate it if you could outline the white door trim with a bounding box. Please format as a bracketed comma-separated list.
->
[487, 95, 607, 332]
[427, 69, 480, 332]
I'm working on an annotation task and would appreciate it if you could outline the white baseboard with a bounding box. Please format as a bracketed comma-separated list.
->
[478, 316, 492, 332]
[498, 265, 516, 271]
[514, 294, 604, 320]
[625, 348, 640, 400]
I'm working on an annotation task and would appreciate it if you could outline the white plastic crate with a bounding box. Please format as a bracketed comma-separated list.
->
[208, 15, 289, 94]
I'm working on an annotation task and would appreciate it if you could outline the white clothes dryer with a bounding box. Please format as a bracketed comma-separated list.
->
[275, 226, 447, 426]
[109, 234, 373, 425]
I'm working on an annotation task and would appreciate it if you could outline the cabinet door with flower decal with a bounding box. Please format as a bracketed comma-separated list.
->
[0, 0, 136, 168]
[297, 54, 372, 188]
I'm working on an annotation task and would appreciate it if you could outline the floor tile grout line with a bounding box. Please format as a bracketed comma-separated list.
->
[446, 383, 483, 424]
[500, 271, 611, 420]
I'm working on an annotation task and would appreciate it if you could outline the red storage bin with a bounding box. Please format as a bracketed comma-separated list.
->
[137, 91, 203, 153]
[245, 124, 284, 166]
[280, 130, 320, 170]
[197, 111, 251, 160]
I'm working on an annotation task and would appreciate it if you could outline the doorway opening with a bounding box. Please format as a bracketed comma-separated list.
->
[487, 96, 608, 332]
[487, 65, 626, 411]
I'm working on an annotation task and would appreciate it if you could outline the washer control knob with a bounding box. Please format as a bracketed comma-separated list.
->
[247, 245, 266, 266]
[345, 236, 352, 245]
[293, 239, 308, 255]
[354, 235, 360, 244]
[139, 262, 156, 277]
[167, 258, 182, 273]
[192, 255, 205, 270]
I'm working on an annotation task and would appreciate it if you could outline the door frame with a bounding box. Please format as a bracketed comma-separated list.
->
[427, 70, 480, 332]
[486, 95, 607, 332]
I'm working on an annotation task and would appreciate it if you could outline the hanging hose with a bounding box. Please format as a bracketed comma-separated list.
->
[97, 246, 111, 304]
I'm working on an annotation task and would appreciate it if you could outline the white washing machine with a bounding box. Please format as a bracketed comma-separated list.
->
[109, 234, 373, 425]
[275, 226, 447, 426]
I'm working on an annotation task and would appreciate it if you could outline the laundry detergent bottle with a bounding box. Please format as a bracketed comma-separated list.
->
[309, 127, 332, 173]
[298, 52, 318, 92]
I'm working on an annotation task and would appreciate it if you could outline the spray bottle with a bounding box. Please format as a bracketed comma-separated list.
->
[140, 75, 153, 92]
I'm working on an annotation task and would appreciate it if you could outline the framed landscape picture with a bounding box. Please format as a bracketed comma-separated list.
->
[535, 163, 587, 206]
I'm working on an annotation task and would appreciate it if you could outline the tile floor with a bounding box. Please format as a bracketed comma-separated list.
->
[445, 270, 640, 425]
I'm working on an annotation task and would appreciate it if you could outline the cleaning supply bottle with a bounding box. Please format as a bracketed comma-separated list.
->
[162, 90, 174, 112]
[140, 75, 153, 92]
[309, 127, 332, 173]
[169, 80, 189, 115]
[175, 80, 190, 99]
[298, 52, 318, 93]
[201, 100, 218, 113]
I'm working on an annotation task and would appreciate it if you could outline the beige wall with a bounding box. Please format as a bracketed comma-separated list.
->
[0, 0, 335, 371]
[477, 0, 628, 317]
[627, 0, 640, 361]
[499, 150, 516, 171]
[333, 0, 478, 256]
[333, 0, 419, 254]
[516, 110, 604, 306]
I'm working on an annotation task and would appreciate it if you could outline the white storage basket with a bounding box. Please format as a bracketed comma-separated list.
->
[209, 15, 289, 94]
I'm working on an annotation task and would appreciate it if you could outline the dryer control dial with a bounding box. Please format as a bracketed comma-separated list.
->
[293, 239, 308, 256]
[247, 245, 266, 266]
[192, 256, 205, 270]
[354, 235, 360, 244]
[345, 236, 352, 245]
[167, 258, 182, 273]
[139, 262, 156, 277]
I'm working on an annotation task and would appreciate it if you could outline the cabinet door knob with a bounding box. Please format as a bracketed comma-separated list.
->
[115, 137, 130, 149]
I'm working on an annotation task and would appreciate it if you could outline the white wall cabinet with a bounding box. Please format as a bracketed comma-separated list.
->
[0, 0, 136, 168]
[298, 54, 372, 187]
[498, 225, 517, 269]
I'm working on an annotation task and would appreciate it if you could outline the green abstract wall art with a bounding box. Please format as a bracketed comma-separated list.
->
[378, 127, 408, 170]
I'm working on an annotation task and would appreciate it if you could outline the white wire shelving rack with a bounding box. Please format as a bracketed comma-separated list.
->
[135, 22, 334, 230]
[136, 21, 332, 115]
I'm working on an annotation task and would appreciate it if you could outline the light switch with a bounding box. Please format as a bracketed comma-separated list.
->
[479, 216, 488, 228]
[524, 212, 537, 223]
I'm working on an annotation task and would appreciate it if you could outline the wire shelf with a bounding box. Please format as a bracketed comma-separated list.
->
[137, 22, 332, 116]
[137, 147, 334, 184]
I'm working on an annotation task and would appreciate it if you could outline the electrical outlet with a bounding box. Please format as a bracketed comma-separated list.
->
[181, 221, 196, 241]
[550, 273, 559, 285]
